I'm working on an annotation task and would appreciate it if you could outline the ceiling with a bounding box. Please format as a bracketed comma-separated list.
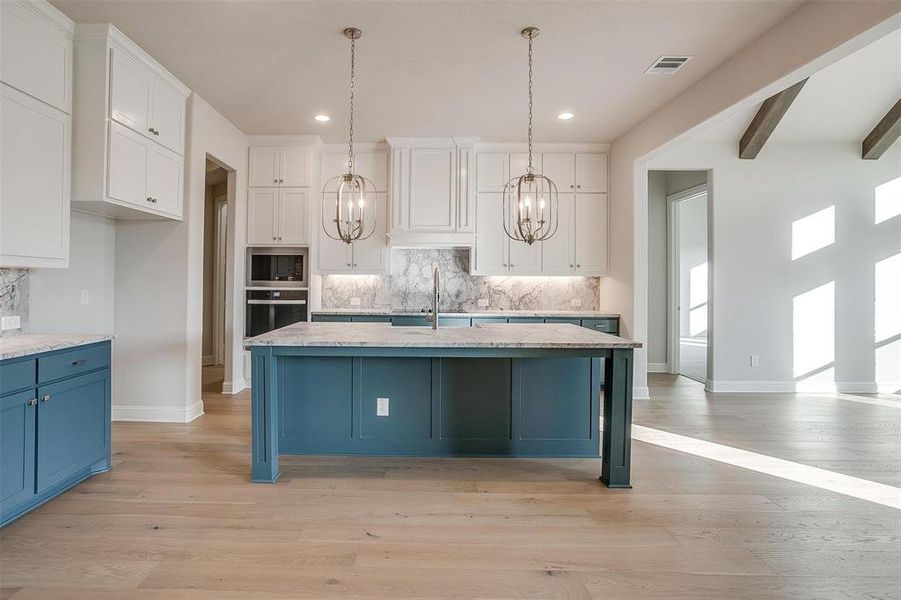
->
[696, 28, 901, 144]
[51, 0, 803, 143]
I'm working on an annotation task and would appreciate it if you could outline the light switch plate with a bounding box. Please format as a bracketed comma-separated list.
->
[376, 397, 389, 416]
[750, 354, 760, 368]
[80, 290, 90, 305]
[1, 315, 22, 331]
[350, 297, 361, 306]
[570, 298, 583, 308]
[478, 298, 489, 308]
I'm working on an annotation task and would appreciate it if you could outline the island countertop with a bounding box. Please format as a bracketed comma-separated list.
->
[245, 322, 640, 349]
[0, 333, 113, 361]
[311, 308, 620, 319]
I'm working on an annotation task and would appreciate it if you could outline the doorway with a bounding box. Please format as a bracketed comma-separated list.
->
[668, 182, 709, 383]
[202, 158, 231, 391]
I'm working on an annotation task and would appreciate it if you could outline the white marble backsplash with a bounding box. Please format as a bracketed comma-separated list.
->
[321, 249, 600, 311]
[0, 268, 28, 335]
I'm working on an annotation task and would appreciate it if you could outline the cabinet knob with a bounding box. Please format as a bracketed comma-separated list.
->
[71, 358, 88, 366]
[41, 395, 50, 403]
[570, 185, 574, 189]
[577, 185, 581, 189]
[569, 264, 573, 268]
[146, 197, 158, 203]
[273, 179, 278, 183]
[353, 263, 357, 267]
[27, 398, 37, 407]
[279, 179, 284, 183]
[576, 264, 581, 268]
[510, 263, 514, 268]
[346, 262, 351, 267]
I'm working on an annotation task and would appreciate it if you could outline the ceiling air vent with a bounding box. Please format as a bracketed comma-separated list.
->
[645, 56, 692, 75]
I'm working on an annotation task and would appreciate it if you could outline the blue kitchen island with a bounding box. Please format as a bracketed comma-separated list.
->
[245, 322, 640, 488]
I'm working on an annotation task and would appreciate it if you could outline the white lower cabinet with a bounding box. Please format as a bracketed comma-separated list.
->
[247, 188, 308, 246]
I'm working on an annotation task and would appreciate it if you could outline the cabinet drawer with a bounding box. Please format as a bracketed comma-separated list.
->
[472, 317, 507, 325]
[438, 317, 471, 327]
[312, 315, 352, 323]
[38, 344, 110, 384]
[351, 316, 392, 323]
[544, 317, 582, 325]
[0, 360, 36, 396]
[580, 318, 619, 335]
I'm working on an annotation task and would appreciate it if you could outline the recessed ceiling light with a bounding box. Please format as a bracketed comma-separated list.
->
[557, 112, 574, 120]
[314, 114, 330, 122]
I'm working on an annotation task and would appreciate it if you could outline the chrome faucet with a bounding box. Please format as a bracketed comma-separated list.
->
[430, 264, 440, 329]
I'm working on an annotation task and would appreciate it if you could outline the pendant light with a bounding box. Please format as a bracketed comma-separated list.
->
[503, 26, 558, 246]
[322, 27, 376, 244]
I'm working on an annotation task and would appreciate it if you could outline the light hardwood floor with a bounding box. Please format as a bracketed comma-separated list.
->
[1, 369, 898, 599]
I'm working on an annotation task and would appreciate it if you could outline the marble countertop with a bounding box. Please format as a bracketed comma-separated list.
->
[245, 322, 640, 349]
[311, 309, 621, 319]
[0, 334, 113, 361]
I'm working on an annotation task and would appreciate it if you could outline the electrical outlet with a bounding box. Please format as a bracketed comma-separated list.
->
[376, 397, 389, 416]
[1, 316, 21, 331]
[80, 290, 90, 305]
[478, 298, 489, 309]
[750, 354, 760, 368]
[350, 297, 361, 307]
[570, 298, 583, 308]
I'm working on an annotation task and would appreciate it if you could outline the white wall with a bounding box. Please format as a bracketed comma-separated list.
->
[29, 211, 115, 334]
[604, 3, 901, 398]
[650, 141, 901, 393]
[112, 94, 247, 422]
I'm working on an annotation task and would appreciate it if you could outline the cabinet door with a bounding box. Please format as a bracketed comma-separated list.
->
[474, 193, 507, 274]
[36, 370, 109, 494]
[541, 193, 575, 274]
[0, 85, 69, 264]
[278, 189, 309, 245]
[249, 147, 280, 187]
[574, 193, 608, 275]
[247, 189, 278, 245]
[510, 153, 540, 181]
[150, 81, 185, 154]
[280, 147, 310, 187]
[146, 144, 183, 217]
[351, 193, 386, 272]
[409, 147, 456, 231]
[109, 48, 152, 136]
[574, 153, 607, 192]
[542, 153, 575, 192]
[319, 229, 353, 272]
[508, 236, 541, 274]
[107, 121, 150, 208]
[0, 390, 36, 514]
[476, 152, 509, 192]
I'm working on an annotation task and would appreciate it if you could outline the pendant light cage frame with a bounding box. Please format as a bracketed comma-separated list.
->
[322, 26, 376, 245]
[503, 25, 559, 246]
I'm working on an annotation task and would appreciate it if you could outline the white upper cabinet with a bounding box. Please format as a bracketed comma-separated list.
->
[247, 188, 309, 246]
[249, 146, 310, 187]
[247, 189, 279, 245]
[72, 24, 189, 220]
[386, 137, 476, 245]
[278, 189, 309, 245]
[471, 146, 608, 276]
[0, 0, 73, 269]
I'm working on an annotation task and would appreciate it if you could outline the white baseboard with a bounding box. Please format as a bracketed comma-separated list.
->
[632, 385, 650, 400]
[113, 400, 204, 423]
[202, 354, 214, 366]
[706, 380, 888, 394]
[222, 377, 247, 394]
[647, 363, 669, 373]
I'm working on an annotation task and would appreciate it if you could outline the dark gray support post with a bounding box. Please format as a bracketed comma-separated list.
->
[251, 347, 280, 483]
[600, 348, 633, 488]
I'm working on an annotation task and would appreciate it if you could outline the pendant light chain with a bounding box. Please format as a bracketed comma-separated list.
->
[347, 35, 356, 174]
[526, 29, 534, 175]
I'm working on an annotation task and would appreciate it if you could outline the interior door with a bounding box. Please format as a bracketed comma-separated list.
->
[574, 193, 608, 275]
[351, 193, 386, 272]
[278, 189, 309, 245]
[150, 81, 184, 154]
[249, 147, 280, 187]
[540, 193, 575, 274]
[247, 189, 278, 245]
[146, 144, 182, 216]
[109, 48, 152, 137]
[574, 153, 608, 193]
[106, 121, 149, 208]
[280, 147, 309, 187]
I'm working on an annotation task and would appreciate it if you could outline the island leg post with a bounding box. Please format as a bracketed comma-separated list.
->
[600, 348, 633, 488]
[251, 347, 280, 483]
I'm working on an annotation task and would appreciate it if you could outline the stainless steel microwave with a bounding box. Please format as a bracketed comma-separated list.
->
[246, 247, 308, 288]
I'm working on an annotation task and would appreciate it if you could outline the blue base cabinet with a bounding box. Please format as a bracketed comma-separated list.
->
[0, 342, 111, 527]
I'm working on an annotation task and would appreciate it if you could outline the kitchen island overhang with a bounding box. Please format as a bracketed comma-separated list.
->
[245, 322, 641, 488]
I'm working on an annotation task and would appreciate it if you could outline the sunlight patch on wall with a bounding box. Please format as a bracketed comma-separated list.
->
[875, 253, 901, 392]
[793, 281, 835, 379]
[791, 206, 835, 260]
[875, 176, 901, 225]
[688, 261, 708, 336]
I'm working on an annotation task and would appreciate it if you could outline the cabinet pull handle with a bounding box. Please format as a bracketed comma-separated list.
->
[72, 358, 88, 366]
[27, 398, 37, 407]
[146, 197, 158, 204]
[41, 395, 50, 403]
[148, 127, 159, 136]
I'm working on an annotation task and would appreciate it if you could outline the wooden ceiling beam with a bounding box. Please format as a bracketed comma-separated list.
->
[862, 98, 901, 160]
[739, 79, 808, 159]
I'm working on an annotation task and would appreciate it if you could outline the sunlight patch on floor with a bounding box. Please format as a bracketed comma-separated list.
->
[632, 424, 901, 510]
